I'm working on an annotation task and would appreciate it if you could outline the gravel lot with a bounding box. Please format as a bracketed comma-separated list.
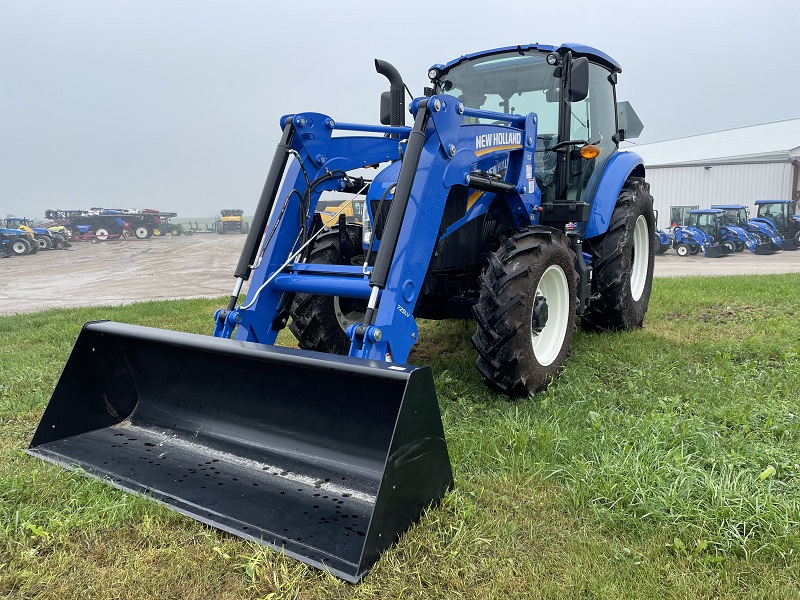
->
[1, 234, 799, 316]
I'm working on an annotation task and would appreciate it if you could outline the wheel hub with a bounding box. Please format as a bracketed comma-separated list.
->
[532, 296, 549, 333]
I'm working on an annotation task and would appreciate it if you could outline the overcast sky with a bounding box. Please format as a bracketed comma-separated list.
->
[2, 0, 799, 219]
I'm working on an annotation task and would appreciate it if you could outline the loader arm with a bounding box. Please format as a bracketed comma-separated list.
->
[218, 96, 541, 364]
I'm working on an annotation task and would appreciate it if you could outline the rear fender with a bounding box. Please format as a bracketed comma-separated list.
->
[584, 151, 645, 239]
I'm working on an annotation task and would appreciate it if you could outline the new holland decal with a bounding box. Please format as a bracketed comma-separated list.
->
[474, 131, 523, 156]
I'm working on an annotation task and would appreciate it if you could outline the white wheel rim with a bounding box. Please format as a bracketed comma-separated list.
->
[332, 296, 365, 333]
[531, 264, 569, 367]
[96, 229, 109, 240]
[630, 215, 648, 302]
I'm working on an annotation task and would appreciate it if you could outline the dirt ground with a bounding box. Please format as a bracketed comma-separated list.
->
[2, 234, 800, 316]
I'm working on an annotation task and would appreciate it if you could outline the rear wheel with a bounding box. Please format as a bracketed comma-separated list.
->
[581, 178, 655, 332]
[289, 225, 366, 355]
[472, 227, 578, 396]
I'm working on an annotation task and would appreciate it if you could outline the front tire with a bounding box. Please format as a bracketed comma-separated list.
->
[95, 228, 110, 241]
[11, 239, 29, 255]
[289, 225, 366, 355]
[581, 178, 655, 332]
[134, 225, 151, 239]
[472, 227, 578, 396]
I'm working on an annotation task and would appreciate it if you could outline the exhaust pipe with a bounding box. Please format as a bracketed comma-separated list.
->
[375, 59, 406, 128]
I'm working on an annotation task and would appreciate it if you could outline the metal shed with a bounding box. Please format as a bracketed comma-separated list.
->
[629, 119, 800, 228]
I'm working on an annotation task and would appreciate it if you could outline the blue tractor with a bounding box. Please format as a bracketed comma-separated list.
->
[3, 216, 69, 250]
[654, 228, 671, 254]
[0, 225, 35, 256]
[29, 44, 656, 581]
[711, 203, 788, 252]
[672, 209, 733, 258]
[754, 200, 800, 249]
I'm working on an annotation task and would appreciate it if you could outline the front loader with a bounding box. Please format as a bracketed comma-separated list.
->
[29, 44, 655, 582]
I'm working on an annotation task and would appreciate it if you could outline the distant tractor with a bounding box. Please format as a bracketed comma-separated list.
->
[215, 209, 249, 234]
[672, 209, 733, 258]
[712, 204, 788, 252]
[754, 200, 800, 249]
[2, 217, 64, 250]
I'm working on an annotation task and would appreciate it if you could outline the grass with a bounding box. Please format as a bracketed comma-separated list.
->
[1, 275, 799, 598]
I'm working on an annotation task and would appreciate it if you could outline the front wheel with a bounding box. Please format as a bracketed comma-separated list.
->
[95, 228, 110, 241]
[289, 225, 366, 354]
[722, 240, 735, 252]
[11, 239, 29, 255]
[581, 178, 655, 332]
[472, 227, 578, 396]
[689, 245, 700, 255]
[134, 225, 151, 239]
[170, 227, 181, 236]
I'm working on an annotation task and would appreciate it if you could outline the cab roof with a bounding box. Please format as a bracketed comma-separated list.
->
[430, 43, 622, 76]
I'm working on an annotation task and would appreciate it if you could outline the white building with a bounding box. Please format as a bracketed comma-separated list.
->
[629, 118, 800, 228]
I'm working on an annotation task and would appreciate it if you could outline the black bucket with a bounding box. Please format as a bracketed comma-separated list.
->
[27, 321, 453, 582]
[754, 243, 777, 255]
[705, 244, 732, 258]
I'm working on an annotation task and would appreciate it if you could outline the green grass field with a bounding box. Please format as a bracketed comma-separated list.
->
[1, 275, 799, 599]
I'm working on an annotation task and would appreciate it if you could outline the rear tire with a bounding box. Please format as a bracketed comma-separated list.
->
[581, 178, 655, 332]
[472, 227, 578, 396]
[289, 225, 366, 355]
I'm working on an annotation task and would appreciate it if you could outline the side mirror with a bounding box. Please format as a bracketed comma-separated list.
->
[617, 101, 644, 140]
[568, 57, 589, 103]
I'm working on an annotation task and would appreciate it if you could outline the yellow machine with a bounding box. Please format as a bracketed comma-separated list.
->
[316, 198, 364, 227]
[215, 209, 249, 234]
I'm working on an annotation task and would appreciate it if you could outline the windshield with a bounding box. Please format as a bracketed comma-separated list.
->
[436, 51, 560, 138]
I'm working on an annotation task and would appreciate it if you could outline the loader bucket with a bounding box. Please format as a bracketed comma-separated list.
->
[28, 321, 453, 582]
[754, 244, 776, 255]
[704, 244, 732, 258]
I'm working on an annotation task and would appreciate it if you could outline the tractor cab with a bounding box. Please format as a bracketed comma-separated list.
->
[756, 200, 793, 230]
[426, 44, 642, 210]
[686, 209, 725, 241]
[711, 204, 749, 226]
